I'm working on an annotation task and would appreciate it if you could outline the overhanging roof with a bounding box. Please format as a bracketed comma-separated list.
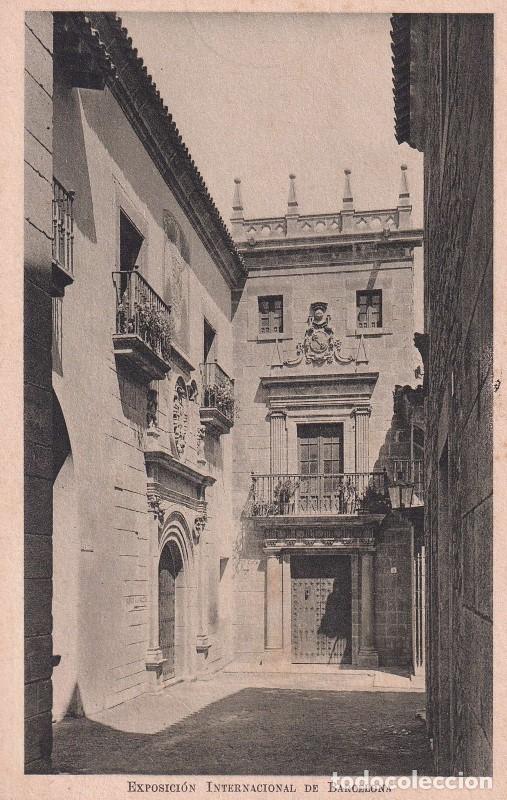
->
[54, 12, 246, 290]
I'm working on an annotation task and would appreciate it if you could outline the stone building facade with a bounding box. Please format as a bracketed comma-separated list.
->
[24, 10, 441, 775]
[392, 13, 493, 775]
[230, 171, 425, 676]
[24, 11, 56, 773]
[24, 11, 245, 771]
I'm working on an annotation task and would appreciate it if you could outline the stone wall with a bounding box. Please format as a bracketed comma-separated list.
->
[48, 29, 236, 720]
[420, 15, 493, 776]
[231, 225, 421, 662]
[24, 10, 54, 773]
[374, 524, 412, 666]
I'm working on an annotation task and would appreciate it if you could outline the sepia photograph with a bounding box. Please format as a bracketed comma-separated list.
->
[20, 6, 493, 789]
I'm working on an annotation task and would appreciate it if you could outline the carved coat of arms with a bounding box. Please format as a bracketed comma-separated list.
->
[284, 302, 354, 366]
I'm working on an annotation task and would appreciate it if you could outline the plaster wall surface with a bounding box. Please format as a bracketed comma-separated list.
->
[50, 69, 235, 716]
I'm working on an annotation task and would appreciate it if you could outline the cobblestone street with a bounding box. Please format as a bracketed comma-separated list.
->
[52, 673, 433, 776]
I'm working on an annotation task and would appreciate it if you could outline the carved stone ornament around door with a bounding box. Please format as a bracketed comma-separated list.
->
[284, 302, 354, 367]
[147, 492, 165, 523]
[173, 377, 189, 458]
[193, 513, 207, 544]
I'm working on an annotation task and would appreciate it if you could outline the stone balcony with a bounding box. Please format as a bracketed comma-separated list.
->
[249, 471, 390, 529]
[199, 360, 235, 436]
[112, 270, 172, 382]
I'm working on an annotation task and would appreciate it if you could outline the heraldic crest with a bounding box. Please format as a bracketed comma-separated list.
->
[284, 302, 354, 367]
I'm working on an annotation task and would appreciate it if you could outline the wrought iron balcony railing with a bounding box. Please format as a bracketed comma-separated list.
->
[52, 178, 74, 277]
[250, 472, 389, 518]
[200, 361, 235, 426]
[385, 459, 424, 502]
[112, 270, 172, 364]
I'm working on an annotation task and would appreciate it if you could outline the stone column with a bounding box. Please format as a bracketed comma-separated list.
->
[145, 497, 165, 690]
[270, 412, 287, 475]
[354, 406, 371, 474]
[195, 516, 210, 664]
[358, 552, 378, 667]
[265, 552, 283, 650]
[412, 543, 426, 678]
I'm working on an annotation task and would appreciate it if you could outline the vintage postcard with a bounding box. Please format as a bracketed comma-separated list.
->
[1, 0, 503, 797]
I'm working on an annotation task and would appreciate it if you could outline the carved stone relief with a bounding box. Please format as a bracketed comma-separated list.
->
[173, 377, 189, 458]
[193, 513, 207, 544]
[284, 302, 354, 367]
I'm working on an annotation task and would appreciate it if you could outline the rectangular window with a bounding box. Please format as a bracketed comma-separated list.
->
[120, 210, 144, 272]
[258, 295, 283, 334]
[203, 318, 217, 363]
[356, 290, 382, 329]
[52, 178, 74, 277]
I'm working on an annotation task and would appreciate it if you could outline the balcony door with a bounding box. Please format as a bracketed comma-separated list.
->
[298, 423, 344, 513]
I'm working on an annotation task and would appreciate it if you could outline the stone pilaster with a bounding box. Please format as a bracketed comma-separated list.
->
[270, 412, 287, 475]
[265, 553, 283, 649]
[412, 543, 426, 677]
[145, 497, 166, 690]
[358, 552, 378, 667]
[354, 406, 371, 474]
[195, 518, 210, 663]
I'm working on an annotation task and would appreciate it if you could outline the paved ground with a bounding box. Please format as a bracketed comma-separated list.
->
[52, 673, 433, 776]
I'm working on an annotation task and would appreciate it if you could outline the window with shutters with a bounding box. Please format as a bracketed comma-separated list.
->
[258, 295, 283, 334]
[356, 290, 382, 329]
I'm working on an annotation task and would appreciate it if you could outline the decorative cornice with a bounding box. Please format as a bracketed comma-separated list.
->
[236, 230, 423, 273]
[55, 12, 246, 290]
[391, 14, 428, 152]
[254, 515, 386, 530]
[145, 449, 215, 490]
[147, 482, 206, 513]
[260, 372, 379, 411]
[263, 535, 377, 553]
[237, 228, 423, 254]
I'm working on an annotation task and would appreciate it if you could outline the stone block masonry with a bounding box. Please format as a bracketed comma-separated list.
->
[392, 12, 493, 775]
[24, 10, 54, 774]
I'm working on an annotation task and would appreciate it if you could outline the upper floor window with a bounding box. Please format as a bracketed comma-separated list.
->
[52, 178, 74, 277]
[120, 210, 144, 272]
[204, 318, 217, 363]
[357, 290, 382, 329]
[258, 295, 283, 335]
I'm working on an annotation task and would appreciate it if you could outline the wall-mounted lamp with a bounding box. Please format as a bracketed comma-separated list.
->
[388, 470, 414, 511]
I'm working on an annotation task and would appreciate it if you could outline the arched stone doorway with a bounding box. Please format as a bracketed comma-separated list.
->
[158, 539, 184, 681]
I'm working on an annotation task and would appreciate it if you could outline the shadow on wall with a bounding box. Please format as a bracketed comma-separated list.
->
[116, 368, 149, 445]
[230, 490, 265, 576]
[372, 384, 425, 478]
[204, 431, 223, 473]
[53, 76, 97, 244]
[78, 87, 230, 318]
[52, 392, 82, 721]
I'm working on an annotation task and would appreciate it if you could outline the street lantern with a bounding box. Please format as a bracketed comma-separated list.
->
[388, 471, 414, 510]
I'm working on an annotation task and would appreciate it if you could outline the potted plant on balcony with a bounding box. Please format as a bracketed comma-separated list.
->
[273, 477, 300, 515]
[136, 298, 173, 361]
[205, 382, 235, 421]
[362, 484, 391, 514]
